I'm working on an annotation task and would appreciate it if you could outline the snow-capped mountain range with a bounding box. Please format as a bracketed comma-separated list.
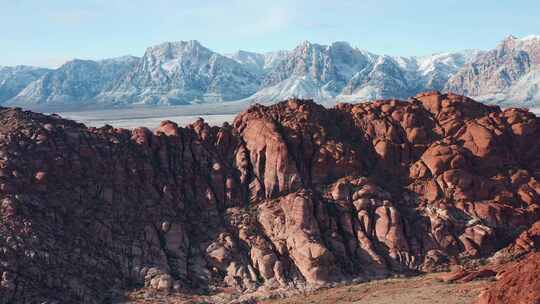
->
[7, 56, 139, 107]
[0, 66, 51, 103]
[243, 41, 482, 106]
[2, 35, 540, 109]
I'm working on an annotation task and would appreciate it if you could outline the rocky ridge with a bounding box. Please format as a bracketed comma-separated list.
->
[7, 56, 139, 107]
[0, 66, 50, 103]
[5, 35, 540, 109]
[445, 35, 540, 106]
[2, 40, 481, 108]
[0, 92, 539, 303]
[97, 41, 262, 106]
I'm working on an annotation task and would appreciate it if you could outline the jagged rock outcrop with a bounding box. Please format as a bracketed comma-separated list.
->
[0, 92, 539, 303]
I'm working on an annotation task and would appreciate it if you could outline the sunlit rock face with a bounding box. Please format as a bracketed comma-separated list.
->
[1, 92, 540, 303]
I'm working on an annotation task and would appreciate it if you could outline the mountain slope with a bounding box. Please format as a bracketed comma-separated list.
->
[7, 56, 139, 108]
[445, 35, 540, 105]
[98, 40, 262, 105]
[6, 35, 540, 109]
[409, 50, 483, 90]
[4, 40, 480, 109]
[0, 66, 50, 103]
[247, 42, 480, 105]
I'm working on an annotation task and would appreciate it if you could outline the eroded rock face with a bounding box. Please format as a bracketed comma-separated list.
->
[0, 92, 540, 303]
[477, 252, 540, 304]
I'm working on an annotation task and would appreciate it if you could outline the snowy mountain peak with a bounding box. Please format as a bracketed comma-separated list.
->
[499, 34, 540, 51]
[63, 58, 95, 65]
[99, 55, 140, 64]
[232, 50, 262, 59]
[299, 40, 313, 47]
[330, 41, 353, 48]
[500, 34, 540, 44]
[226, 50, 265, 72]
[143, 40, 210, 63]
[59, 55, 139, 67]
[503, 35, 518, 42]
[93, 40, 262, 106]
[521, 35, 540, 41]
[445, 35, 540, 105]
[149, 40, 204, 50]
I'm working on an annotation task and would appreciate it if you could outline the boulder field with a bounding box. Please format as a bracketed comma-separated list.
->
[0, 91, 539, 303]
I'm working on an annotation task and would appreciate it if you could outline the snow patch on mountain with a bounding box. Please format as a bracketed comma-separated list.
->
[445, 35, 540, 105]
[96, 40, 261, 106]
[4, 35, 540, 110]
[8, 56, 139, 107]
[0, 66, 51, 103]
[475, 70, 540, 107]
[244, 76, 335, 105]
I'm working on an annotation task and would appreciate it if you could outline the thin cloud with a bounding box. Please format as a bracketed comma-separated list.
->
[47, 8, 97, 25]
[234, 5, 296, 36]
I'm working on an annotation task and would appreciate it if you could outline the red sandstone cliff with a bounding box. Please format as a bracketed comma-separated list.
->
[0, 92, 539, 303]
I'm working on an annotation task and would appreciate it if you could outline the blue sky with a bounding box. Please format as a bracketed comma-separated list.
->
[2, 0, 539, 67]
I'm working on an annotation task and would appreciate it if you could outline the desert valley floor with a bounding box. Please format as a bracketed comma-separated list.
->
[58, 103, 540, 130]
[124, 273, 490, 304]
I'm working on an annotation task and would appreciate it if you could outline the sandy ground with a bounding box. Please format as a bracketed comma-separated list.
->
[61, 112, 237, 129]
[49, 102, 540, 130]
[263, 274, 489, 304]
[121, 273, 490, 304]
[56, 102, 247, 129]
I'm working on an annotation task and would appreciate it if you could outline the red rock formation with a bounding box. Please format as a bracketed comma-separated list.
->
[439, 268, 497, 284]
[477, 252, 540, 304]
[0, 92, 539, 303]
